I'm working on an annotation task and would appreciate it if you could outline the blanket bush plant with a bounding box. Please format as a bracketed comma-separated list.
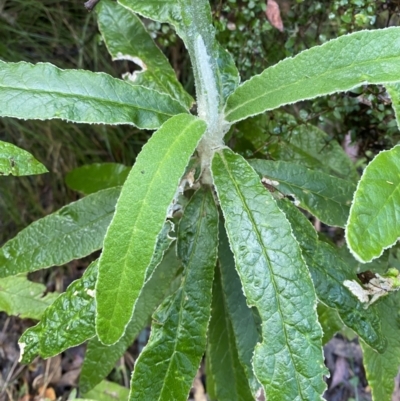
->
[2, 0, 400, 399]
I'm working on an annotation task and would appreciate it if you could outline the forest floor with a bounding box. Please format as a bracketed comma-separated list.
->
[1, 304, 398, 401]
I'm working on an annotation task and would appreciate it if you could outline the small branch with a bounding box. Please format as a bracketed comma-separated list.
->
[84, 0, 101, 12]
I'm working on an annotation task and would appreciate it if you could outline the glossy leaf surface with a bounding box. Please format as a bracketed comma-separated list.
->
[0, 61, 187, 129]
[129, 188, 218, 401]
[218, 225, 261, 396]
[65, 163, 130, 195]
[97, 0, 193, 109]
[225, 28, 400, 123]
[212, 148, 327, 401]
[0, 275, 58, 320]
[0, 187, 119, 277]
[95, 114, 207, 345]
[346, 145, 400, 262]
[361, 294, 400, 401]
[79, 245, 181, 393]
[207, 266, 254, 401]
[278, 199, 386, 352]
[18, 328, 40, 364]
[19, 261, 98, 364]
[0, 140, 48, 176]
[250, 159, 356, 227]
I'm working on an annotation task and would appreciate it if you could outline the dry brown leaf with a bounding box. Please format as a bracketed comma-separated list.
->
[58, 368, 80, 387]
[84, 0, 101, 12]
[192, 371, 207, 401]
[46, 356, 62, 385]
[36, 385, 56, 401]
[266, 0, 284, 32]
[330, 356, 349, 389]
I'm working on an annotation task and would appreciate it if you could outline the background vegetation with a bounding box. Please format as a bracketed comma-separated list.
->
[1, 0, 398, 244]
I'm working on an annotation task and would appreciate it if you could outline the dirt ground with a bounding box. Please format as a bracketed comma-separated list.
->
[1, 308, 399, 401]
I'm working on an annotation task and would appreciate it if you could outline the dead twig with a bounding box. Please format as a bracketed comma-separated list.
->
[84, 0, 101, 12]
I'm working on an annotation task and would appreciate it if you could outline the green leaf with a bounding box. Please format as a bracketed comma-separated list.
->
[225, 27, 400, 123]
[218, 225, 261, 396]
[79, 244, 181, 394]
[18, 328, 40, 365]
[95, 114, 207, 345]
[129, 187, 218, 401]
[0, 61, 187, 129]
[0, 140, 48, 176]
[317, 303, 344, 345]
[235, 113, 358, 182]
[315, 247, 387, 351]
[18, 261, 98, 364]
[360, 293, 400, 401]
[82, 380, 130, 401]
[207, 266, 254, 401]
[249, 159, 356, 227]
[0, 275, 58, 320]
[346, 145, 400, 262]
[338, 245, 391, 277]
[144, 220, 175, 281]
[22, 222, 175, 375]
[212, 148, 327, 400]
[205, 353, 217, 401]
[0, 187, 120, 278]
[386, 83, 400, 129]
[267, 116, 358, 182]
[278, 198, 386, 352]
[118, 0, 177, 24]
[97, 0, 193, 109]
[65, 163, 130, 195]
[216, 45, 241, 103]
[119, 0, 239, 113]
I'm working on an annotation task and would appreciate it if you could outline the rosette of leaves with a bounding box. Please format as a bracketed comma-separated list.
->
[2, 0, 400, 399]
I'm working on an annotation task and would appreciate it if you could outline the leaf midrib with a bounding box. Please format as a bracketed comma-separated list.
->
[2, 207, 115, 276]
[217, 150, 307, 400]
[226, 53, 400, 119]
[278, 138, 348, 179]
[0, 83, 178, 118]
[264, 170, 352, 206]
[101, 118, 202, 338]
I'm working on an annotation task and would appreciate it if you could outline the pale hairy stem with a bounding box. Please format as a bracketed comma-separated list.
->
[176, 3, 231, 184]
